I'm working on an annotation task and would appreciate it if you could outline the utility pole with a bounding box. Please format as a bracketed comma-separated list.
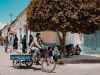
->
[9, 14, 13, 23]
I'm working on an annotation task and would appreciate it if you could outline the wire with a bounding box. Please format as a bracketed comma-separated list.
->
[0, 9, 16, 17]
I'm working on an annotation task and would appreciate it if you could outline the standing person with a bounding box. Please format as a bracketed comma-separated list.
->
[5, 36, 8, 53]
[28, 35, 33, 46]
[13, 35, 18, 50]
[22, 35, 27, 53]
[9, 38, 12, 53]
[20, 36, 23, 50]
[3, 33, 6, 47]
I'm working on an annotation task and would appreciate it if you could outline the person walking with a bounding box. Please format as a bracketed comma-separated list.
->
[3, 33, 6, 47]
[20, 36, 23, 50]
[13, 35, 18, 50]
[5, 36, 8, 53]
[9, 38, 12, 53]
[22, 35, 27, 53]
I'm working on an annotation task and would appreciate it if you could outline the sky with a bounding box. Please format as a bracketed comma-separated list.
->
[0, 0, 31, 30]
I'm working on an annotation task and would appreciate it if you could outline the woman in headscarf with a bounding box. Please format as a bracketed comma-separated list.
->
[22, 35, 27, 53]
[28, 35, 33, 46]
[13, 35, 18, 50]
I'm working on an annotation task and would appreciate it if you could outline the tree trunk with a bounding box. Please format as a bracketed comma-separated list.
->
[57, 31, 66, 58]
[30, 31, 31, 35]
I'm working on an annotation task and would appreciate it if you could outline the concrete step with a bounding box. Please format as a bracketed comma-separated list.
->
[64, 59, 100, 64]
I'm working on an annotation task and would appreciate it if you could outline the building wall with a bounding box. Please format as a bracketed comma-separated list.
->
[56, 32, 75, 46]
[1, 25, 10, 37]
[84, 30, 100, 53]
[41, 31, 56, 43]
[41, 31, 56, 49]
[74, 33, 84, 54]
[17, 12, 30, 43]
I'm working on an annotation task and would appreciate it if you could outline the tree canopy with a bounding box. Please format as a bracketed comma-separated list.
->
[27, 0, 100, 34]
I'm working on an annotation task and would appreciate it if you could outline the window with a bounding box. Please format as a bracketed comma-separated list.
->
[19, 22, 21, 26]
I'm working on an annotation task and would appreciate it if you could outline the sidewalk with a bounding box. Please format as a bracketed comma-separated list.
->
[13, 49, 23, 54]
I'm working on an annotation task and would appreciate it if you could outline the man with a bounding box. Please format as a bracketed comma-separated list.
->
[28, 33, 45, 65]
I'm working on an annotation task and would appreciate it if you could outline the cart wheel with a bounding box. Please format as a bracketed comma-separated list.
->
[13, 58, 21, 69]
[41, 57, 56, 73]
[25, 60, 33, 67]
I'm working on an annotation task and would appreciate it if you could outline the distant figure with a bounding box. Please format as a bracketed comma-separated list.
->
[9, 38, 12, 53]
[5, 36, 8, 53]
[13, 35, 18, 50]
[3, 33, 6, 47]
[65, 44, 76, 56]
[28, 35, 33, 46]
[20, 36, 23, 49]
[75, 45, 81, 55]
[22, 35, 27, 53]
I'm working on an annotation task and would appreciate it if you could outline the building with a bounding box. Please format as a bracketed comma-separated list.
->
[1, 24, 10, 37]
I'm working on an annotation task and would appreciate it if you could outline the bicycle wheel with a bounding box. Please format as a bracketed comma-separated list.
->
[13, 58, 21, 69]
[41, 57, 56, 73]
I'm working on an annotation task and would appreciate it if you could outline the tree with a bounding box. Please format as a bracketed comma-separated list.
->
[26, 0, 100, 55]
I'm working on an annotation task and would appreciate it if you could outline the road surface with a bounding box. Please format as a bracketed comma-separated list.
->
[0, 46, 100, 75]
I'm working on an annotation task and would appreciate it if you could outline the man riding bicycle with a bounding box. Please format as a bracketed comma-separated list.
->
[28, 33, 46, 65]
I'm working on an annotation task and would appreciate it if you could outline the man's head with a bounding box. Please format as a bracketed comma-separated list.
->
[36, 33, 41, 38]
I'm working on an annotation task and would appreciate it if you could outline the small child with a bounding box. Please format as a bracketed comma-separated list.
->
[9, 38, 12, 53]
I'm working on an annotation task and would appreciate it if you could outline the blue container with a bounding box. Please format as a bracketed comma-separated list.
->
[10, 55, 34, 60]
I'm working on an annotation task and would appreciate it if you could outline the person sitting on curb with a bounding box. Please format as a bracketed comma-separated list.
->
[53, 46, 61, 62]
[75, 45, 81, 55]
[65, 44, 76, 56]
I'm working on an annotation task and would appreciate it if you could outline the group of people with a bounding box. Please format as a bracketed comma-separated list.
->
[65, 44, 81, 56]
[3, 33, 28, 53]
[3, 34, 19, 53]
[3, 33, 81, 64]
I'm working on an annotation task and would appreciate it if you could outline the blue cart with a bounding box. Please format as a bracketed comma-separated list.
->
[10, 54, 34, 69]
[10, 54, 56, 73]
